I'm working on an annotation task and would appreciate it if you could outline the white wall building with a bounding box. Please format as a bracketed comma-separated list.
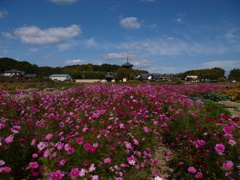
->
[49, 74, 73, 82]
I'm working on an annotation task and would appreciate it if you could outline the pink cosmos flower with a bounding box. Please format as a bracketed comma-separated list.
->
[114, 177, 123, 180]
[124, 141, 133, 149]
[146, 147, 151, 151]
[93, 142, 99, 148]
[223, 125, 233, 133]
[89, 147, 96, 153]
[4, 135, 14, 144]
[104, 158, 111, 164]
[89, 164, 96, 172]
[224, 133, 233, 139]
[179, 162, 184, 165]
[223, 160, 234, 170]
[0, 160, 5, 166]
[76, 138, 83, 144]
[32, 171, 39, 176]
[31, 139, 36, 146]
[79, 168, 86, 177]
[195, 172, 203, 178]
[69, 168, 80, 177]
[228, 139, 236, 146]
[32, 153, 38, 158]
[127, 155, 137, 166]
[50, 170, 64, 180]
[215, 144, 225, 153]
[197, 140, 206, 146]
[29, 161, 39, 169]
[66, 147, 75, 154]
[143, 126, 149, 133]
[45, 133, 53, 140]
[133, 139, 139, 145]
[59, 159, 66, 166]
[1, 167, 11, 173]
[37, 142, 47, 151]
[188, 166, 197, 173]
[82, 161, 90, 167]
[92, 175, 99, 180]
[83, 142, 91, 151]
[43, 149, 51, 157]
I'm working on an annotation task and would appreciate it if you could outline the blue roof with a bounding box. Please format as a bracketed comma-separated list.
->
[50, 74, 69, 77]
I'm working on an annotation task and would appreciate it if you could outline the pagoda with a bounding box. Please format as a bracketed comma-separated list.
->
[122, 57, 133, 70]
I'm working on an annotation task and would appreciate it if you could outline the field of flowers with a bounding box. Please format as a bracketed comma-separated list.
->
[0, 84, 239, 180]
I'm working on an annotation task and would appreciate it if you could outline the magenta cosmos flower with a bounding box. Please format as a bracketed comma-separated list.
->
[222, 161, 234, 170]
[83, 142, 91, 151]
[69, 168, 80, 177]
[195, 172, 203, 178]
[215, 144, 225, 153]
[50, 170, 64, 180]
[104, 158, 111, 164]
[45, 133, 53, 140]
[29, 161, 39, 169]
[92, 175, 99, 180]
[76, 138, 83, 144]
[187, 166, 197, 173]
[223, 125, 233, 133]
[1, 167, 11, 173]
[4, 135, 14, 144]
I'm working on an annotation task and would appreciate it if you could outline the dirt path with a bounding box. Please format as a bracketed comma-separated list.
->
[217, 101, 240, 118]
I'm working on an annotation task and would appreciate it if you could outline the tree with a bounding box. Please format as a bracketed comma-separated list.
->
[229, 68, 240, 82]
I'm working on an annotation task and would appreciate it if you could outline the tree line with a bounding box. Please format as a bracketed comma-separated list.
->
[0, 57, 239, 81]
[0, 57, 147, 80]
[176, 67, 240, 82]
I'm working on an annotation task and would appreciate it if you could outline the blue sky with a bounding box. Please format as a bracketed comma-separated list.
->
[0, 0, 240, 75]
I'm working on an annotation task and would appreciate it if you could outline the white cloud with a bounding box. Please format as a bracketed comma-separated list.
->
[148, 66, 187, 74]
[225, 29, 239, 43]
[37, 54, 53, 59]
[98, 52, 129, 60]
[174, 13, 186, 24]
[0, 45, 6, 51]
[85, 38, 97, 47]
[64, 59, 86, 65]
[48, 0, 77, 4]
[2, 32, 15, 39]
[119, 38, 231, 56]
[11, 24, 82, 45]
[57, 40, 79, 51]
[202, 60, 240, 70]
[119, 17, 142, 29]
[131, 59, 154, 69]
[0, 9, 8, 18]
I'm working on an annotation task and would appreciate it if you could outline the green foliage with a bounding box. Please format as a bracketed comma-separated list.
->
[201, 93, 231, 102]
[177, 67, 225, 80]
[228, 68, 240, 82]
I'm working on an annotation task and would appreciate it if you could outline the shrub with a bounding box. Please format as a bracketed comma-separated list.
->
[201, 93, 231, 102]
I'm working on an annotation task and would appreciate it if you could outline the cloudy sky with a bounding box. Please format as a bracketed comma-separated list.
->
[1, 0, 240, 75]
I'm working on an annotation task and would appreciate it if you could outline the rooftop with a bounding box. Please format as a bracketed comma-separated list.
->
[50, 74, 70, 77]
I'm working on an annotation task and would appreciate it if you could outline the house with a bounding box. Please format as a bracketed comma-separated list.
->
[137, 73, 152, 80]
[105, 73, 118, 82]
[2, 69, 37, 80]
[3, 69, 24, 77]
[49, 74, 73, 82]
[161, 74, 172, 81]
[185, 75, 198, 82]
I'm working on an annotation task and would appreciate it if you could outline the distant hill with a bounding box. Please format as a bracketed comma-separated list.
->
[0, 57, 148, 79]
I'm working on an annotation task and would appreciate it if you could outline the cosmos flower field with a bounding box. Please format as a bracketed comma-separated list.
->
[0, 84, 239, 179]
